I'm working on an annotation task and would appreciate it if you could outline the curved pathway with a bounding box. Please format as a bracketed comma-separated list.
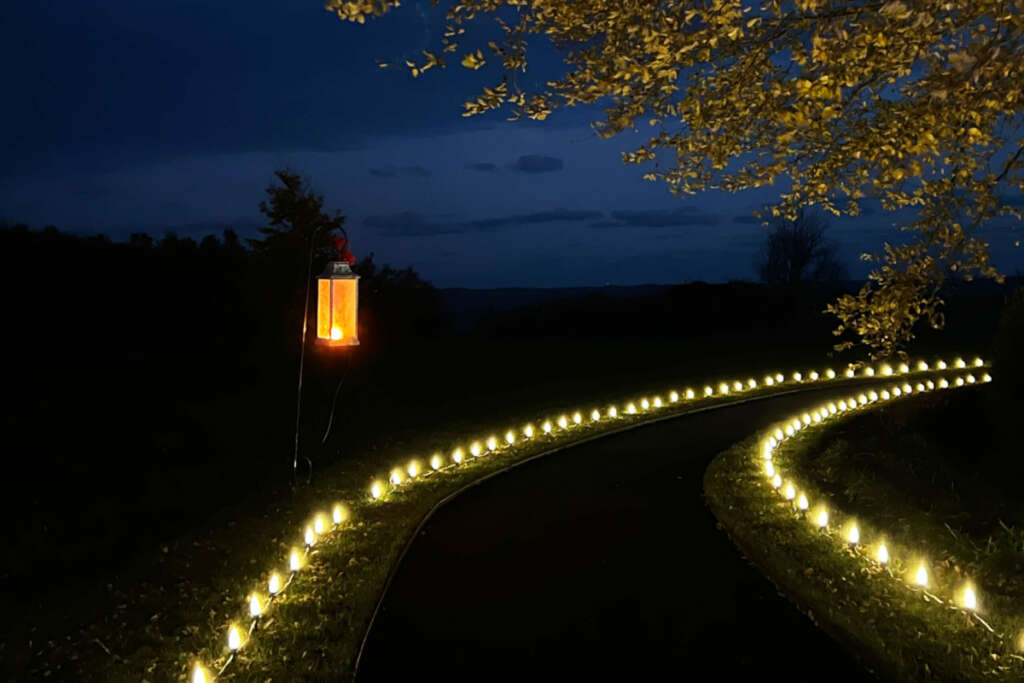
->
[358, 388, 876, 681]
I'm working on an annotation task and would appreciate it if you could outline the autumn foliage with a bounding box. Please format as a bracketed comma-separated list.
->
[331, 0, 1024, 356]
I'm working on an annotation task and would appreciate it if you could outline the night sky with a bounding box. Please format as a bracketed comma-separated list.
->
[4, 1, 1021, 287]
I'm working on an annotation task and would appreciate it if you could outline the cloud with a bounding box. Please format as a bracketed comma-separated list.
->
[508, 155, 564, 174]
[463, 209, 603, 231]
[587, 220, 629, 229]
[368, 165, 432, 178]
[363, 211, 461, 237]
[609, 207, 719, 227]
[465, 162, 497, 172]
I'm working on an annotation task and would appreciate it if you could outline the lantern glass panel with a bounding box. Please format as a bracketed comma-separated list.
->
[316, 269, 359, 347]
[316, 279, 331, 340]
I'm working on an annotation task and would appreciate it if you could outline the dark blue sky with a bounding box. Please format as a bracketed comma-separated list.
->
[3, 1, 1021, 287]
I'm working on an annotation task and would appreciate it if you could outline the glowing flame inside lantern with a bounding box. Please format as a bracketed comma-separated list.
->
[915, 564, 929, 587]
[330, 326, 343, 341]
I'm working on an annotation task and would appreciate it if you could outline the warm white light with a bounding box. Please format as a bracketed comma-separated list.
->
[899, 362, 909, 374]
[962, 585, 977, 611]
[669, 391, 679, 402]
[304, 527, 316, 547]
[733, 381, 743, 392]
[925, 380, 934, 390]
[828, 403, 837, 414]
[290, 550, 301, 572]
[626, 403, 637, 415]
[982, 373, 992, 382]
[268, 572, 281, 595]
[817, 509, 828, 528]
[974, 357, 984, 367]
[793, 372, 802, 382]
[543, 420, 553, 433]
[937, 360, 947, 370]
[685, 388, 695, 399]
[389, 468, 403, 485]
[784, 483, 796, 500]
[848, 524, 859, 545]
[607, 407, 618, 419]
[505, 430, 516, 445]
[915, 564, 929, 587]
[966, 374, 976, 384]
[785, 425, 795, 437]
[955, 377, 965, 387]
[868, 390, 878, 401]
[430, 454, 443, 471]
[704, 386, 713, 397]
[486, 436, 498, 451]
[651, 398, 662, 409]
[470, 442, 482, 457]
[877, 544, 889, 565]
[809, 371, 819, 381]
[591, 409, 601, 421]
[938, 378, 949, 388]
[572, 411, 583, 423]
[775, 373, 784, 383]
[797, 493, 808, 511]
[845, 368, 855, 378]
[193, 664, 208, 683]
[763, 443, 773, 460]
[768, 436, 777, 448]
[452, 448, 464, 464]
[792, 419, 802, 430]
[802, 413, 811, 426]
[719, 383, 729, 395]
[765, 376, 775, 386]
[249, 593, 262, 618]
[765, 461, 775, 477]
[918, 360, 929, 371]
[228, 625, 242, 651]
[880, 390, 890, 400]
[748, 378, 757, 389]
[558, 415, 569, 428]
[902, 383, 912, 393]
[775, 429, 784, 440]
[858, 394, 868, 405]
[882, 364, 893, 376]
[955, 358, 966, 368]
[314, 515, 325, 535]
[915, 383, 924, 392]
[370, 481, 383, 499]
[333, 504, 347, 524]
[641, 398, 651, 410]
[812, 412, 821, 423]
[865, 367, 875, 377]
[330, 326, 343, 341]
[838, 400, 847, 411]
[826, 369, 836, 379]
[772, 474, 782, 488]
[524, 424, 535, 438]
[892, 387, 901, 397]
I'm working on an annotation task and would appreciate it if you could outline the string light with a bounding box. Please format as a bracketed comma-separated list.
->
[961, 584, 977, 611]
[558, 415, 569, 428]
[967, 374, 976, 384]
[775, 373, 784, 383]
[429, 454, 443, 471]
[784, 483, 796, 500]
[797, 493, 809, 511]
[652, 398, 662, 409]
[899, 362, 910, 374]
[937, 360, 947, 370]
[249, 594, 262, 618]
[846, 368, 856, 378]
[333, 504, 347, 525]
[772, 474, 782, 489]
[793, 372, 803, 382]
[982, 373, 992, 382]
[452, 448, 464, 464]
[826, 369, 836, 379]
[938, 378, 949, 389]
[809, 371, 819, 381]
[748, 378, 757, 388]
[719, 383, 730, 395]
[314, 515, 326, 535]
[765, 375, 775, 386]
[572, 411, 583, 423]
[289, 550, 301, 572]
[882, 364, 893, 376]
[591, 409, 601, 421]
[733, 381, 743, 392]
[765, 461, 775, 477]
[389, 468, 403, 485]
[877, 543, 889, 565]
[847, 524, 859, 545]
[505, 430, 516, 445]
[470, 442, 482, 457]
[268, 572, 281, 596]
[607, 407, 618, 419]
[486, 436, 498, 451]
[543, 420, 553, 433]
[641, 398, 651, 410]
[370, 481, 383, 499]
[705, 386, 714, 397]
[685, 388, 695, 399]
[864, 367, 875, 377]
[915, 564, 929, 587]
[626, 403, 637, 415]
[669, 391, 679, 402]
[524, 424, 535, 438]
[228, 625, 241, 652]
[955, 358, 966, 368]
[304, 527, 316, 547]
[817, 509, 828, 528]
[974, 357, 984, 367]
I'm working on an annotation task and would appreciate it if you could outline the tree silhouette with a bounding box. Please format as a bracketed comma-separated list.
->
[756, 209, 847, 286]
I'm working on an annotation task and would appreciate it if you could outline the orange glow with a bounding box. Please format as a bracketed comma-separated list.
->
[316, 264, 359, 347]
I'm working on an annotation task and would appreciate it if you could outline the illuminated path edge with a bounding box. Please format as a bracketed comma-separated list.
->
[704, 370, 1024, 681]
[185, 357, 987, 681]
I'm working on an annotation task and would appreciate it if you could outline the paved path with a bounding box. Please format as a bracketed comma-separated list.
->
[358, 388, 875, 681]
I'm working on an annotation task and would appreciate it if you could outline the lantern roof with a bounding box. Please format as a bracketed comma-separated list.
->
[321, 260, 359, 279]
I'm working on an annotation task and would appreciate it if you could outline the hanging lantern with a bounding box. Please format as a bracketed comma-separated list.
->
[316, 239, 360, 347]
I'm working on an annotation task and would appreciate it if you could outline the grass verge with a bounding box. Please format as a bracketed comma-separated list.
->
[705, 375, 1024, 681]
